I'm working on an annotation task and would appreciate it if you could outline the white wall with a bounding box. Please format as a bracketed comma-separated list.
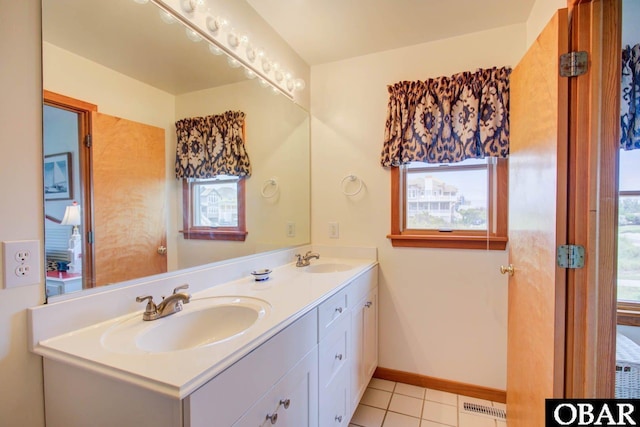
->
[0, 1, 46, 426]
[310, 24, 526, 390]
[526, 0, 566, 48]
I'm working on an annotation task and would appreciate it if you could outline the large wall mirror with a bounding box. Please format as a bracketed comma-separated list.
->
[42, 0, 310, 300]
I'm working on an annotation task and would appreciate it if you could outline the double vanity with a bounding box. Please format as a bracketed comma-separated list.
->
[29, 247, 378, 426]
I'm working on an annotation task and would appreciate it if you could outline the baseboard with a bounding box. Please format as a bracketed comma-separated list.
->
[374, 367, 506, 404]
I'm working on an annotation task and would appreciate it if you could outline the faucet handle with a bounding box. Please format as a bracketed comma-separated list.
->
[173, 284, 189, 294]
[136, 295, 157, 313]
[136, 295, 154, 304]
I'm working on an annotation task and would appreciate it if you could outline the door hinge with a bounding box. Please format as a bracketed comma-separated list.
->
[557, 244, 585, 269]
[87, 231, 94, 244]
[559, 51, 588, 77]
[84, 134, 92, 148]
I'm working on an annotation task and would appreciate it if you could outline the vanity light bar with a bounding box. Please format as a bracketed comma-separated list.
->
[147, 0, 305, 100]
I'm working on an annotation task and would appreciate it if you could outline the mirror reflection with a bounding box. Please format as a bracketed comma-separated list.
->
[42, 0, 310, 299]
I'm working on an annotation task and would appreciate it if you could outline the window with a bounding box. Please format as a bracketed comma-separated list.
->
[388, 157, 508, 250]
[181, 175, 247, 241]
[617, 149, 640, 322]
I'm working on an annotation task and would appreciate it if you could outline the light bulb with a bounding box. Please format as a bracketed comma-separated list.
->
[246, 45, 256, 63]
[261, 58, 272, 73]
[274, 70, 284, 83]
[159, 10, 176, 24]
[227, 57, 241, 68]
[185, 28, 202, 42]
[206, 16, 219, 34]
[208, 44, 224, 55]
[227, 32, 239, 49]
[258, 78, 269, 88]
[270, 86, 280, 95]
[294, 79, 306, 91]
[180, 0, 195, 13]
[286, 79, 295, 92]
[244, 68, 257, 79]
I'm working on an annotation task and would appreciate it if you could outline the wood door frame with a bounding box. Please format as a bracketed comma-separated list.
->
[43, 90, 96, 289]
[564, 0, 620, 397]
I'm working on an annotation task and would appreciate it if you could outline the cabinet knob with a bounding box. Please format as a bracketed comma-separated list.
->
[335, 353, 343, 361]
[335, 415, 343, 423]
[365, 301, 372, 308]
[157, 246, 167, 255]
[335, 307, 343, 314]
[500, 264, 515, 276]
[279, 398, 290, 409]
[266, 412, 278, 424]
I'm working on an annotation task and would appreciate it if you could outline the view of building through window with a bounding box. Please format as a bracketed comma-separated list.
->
[405, 159, 489, 231]
[618, 149, 640, 303]
[192, 176, 239, 227]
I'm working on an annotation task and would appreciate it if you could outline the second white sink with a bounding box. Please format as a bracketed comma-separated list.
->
[101, 296, 270, 354]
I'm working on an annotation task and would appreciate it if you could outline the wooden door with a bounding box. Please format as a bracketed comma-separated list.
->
[92, 112, 167, 286]
[506, 9, 569, 426]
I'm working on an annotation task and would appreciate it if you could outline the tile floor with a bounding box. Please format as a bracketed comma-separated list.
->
[349, 378, 507, 427]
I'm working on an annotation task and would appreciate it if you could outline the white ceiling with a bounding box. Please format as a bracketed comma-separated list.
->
[246, 0, 537, 65]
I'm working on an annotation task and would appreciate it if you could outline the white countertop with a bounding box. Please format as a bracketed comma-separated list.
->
[33, 257, 377, 399]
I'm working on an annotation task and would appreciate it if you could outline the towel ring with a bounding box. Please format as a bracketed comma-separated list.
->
[341, 174, 363, 196]
[261, 178, 279, 198]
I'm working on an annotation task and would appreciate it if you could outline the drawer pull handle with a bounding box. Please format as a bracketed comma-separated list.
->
[365, 301, 372, 308]
[335, 353, 343, 361]
[335, 307, 343, 314]
[279, 398, 291, 409]
[266, 413, 278, 424]
[335, 415, 343, 423]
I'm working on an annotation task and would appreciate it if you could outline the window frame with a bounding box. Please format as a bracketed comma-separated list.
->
[181, 177, 248, 241]
[617, 188, 640, 324]
[388, 158, 508, 250]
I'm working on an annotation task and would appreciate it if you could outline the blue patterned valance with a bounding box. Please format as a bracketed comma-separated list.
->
[622, 44, 640, 151]
[381, 67, 511, 166]
[175, 111, 251, 179]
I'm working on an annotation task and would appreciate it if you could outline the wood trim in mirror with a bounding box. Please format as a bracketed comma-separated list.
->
[43, 90, 96, 289]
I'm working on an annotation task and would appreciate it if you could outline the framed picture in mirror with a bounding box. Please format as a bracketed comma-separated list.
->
[44, 152, 72, 200]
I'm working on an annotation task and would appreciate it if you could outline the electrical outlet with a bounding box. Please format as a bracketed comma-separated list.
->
[286, 221, 296, 237]
[3, 240, 41, 288]
[329, 222, 339, 239]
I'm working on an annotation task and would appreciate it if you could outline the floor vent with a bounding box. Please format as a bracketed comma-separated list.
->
[462, 402, 507, 420]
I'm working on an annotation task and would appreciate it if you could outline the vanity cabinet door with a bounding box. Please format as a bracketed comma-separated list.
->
[349, 286, 378, 413]
[319, 370, 349, 427]
[184, 310, 317, 427]
[233, 349, 318, 427]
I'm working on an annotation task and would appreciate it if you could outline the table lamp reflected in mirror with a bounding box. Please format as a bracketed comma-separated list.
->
[60, 201, 82, 274]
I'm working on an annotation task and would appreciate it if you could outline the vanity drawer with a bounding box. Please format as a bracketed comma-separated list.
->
[319, 314, 350, 389]
[318, 288, 348, 340]
[347, 267, 377, 307]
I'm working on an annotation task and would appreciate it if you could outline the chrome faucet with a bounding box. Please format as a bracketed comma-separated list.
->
[295, 251, 320, 267]
[136, 284, 191, 321]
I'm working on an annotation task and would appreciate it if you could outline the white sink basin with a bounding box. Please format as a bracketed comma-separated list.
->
[101, 296, 270, 353]
[305, 263, 353, 273]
